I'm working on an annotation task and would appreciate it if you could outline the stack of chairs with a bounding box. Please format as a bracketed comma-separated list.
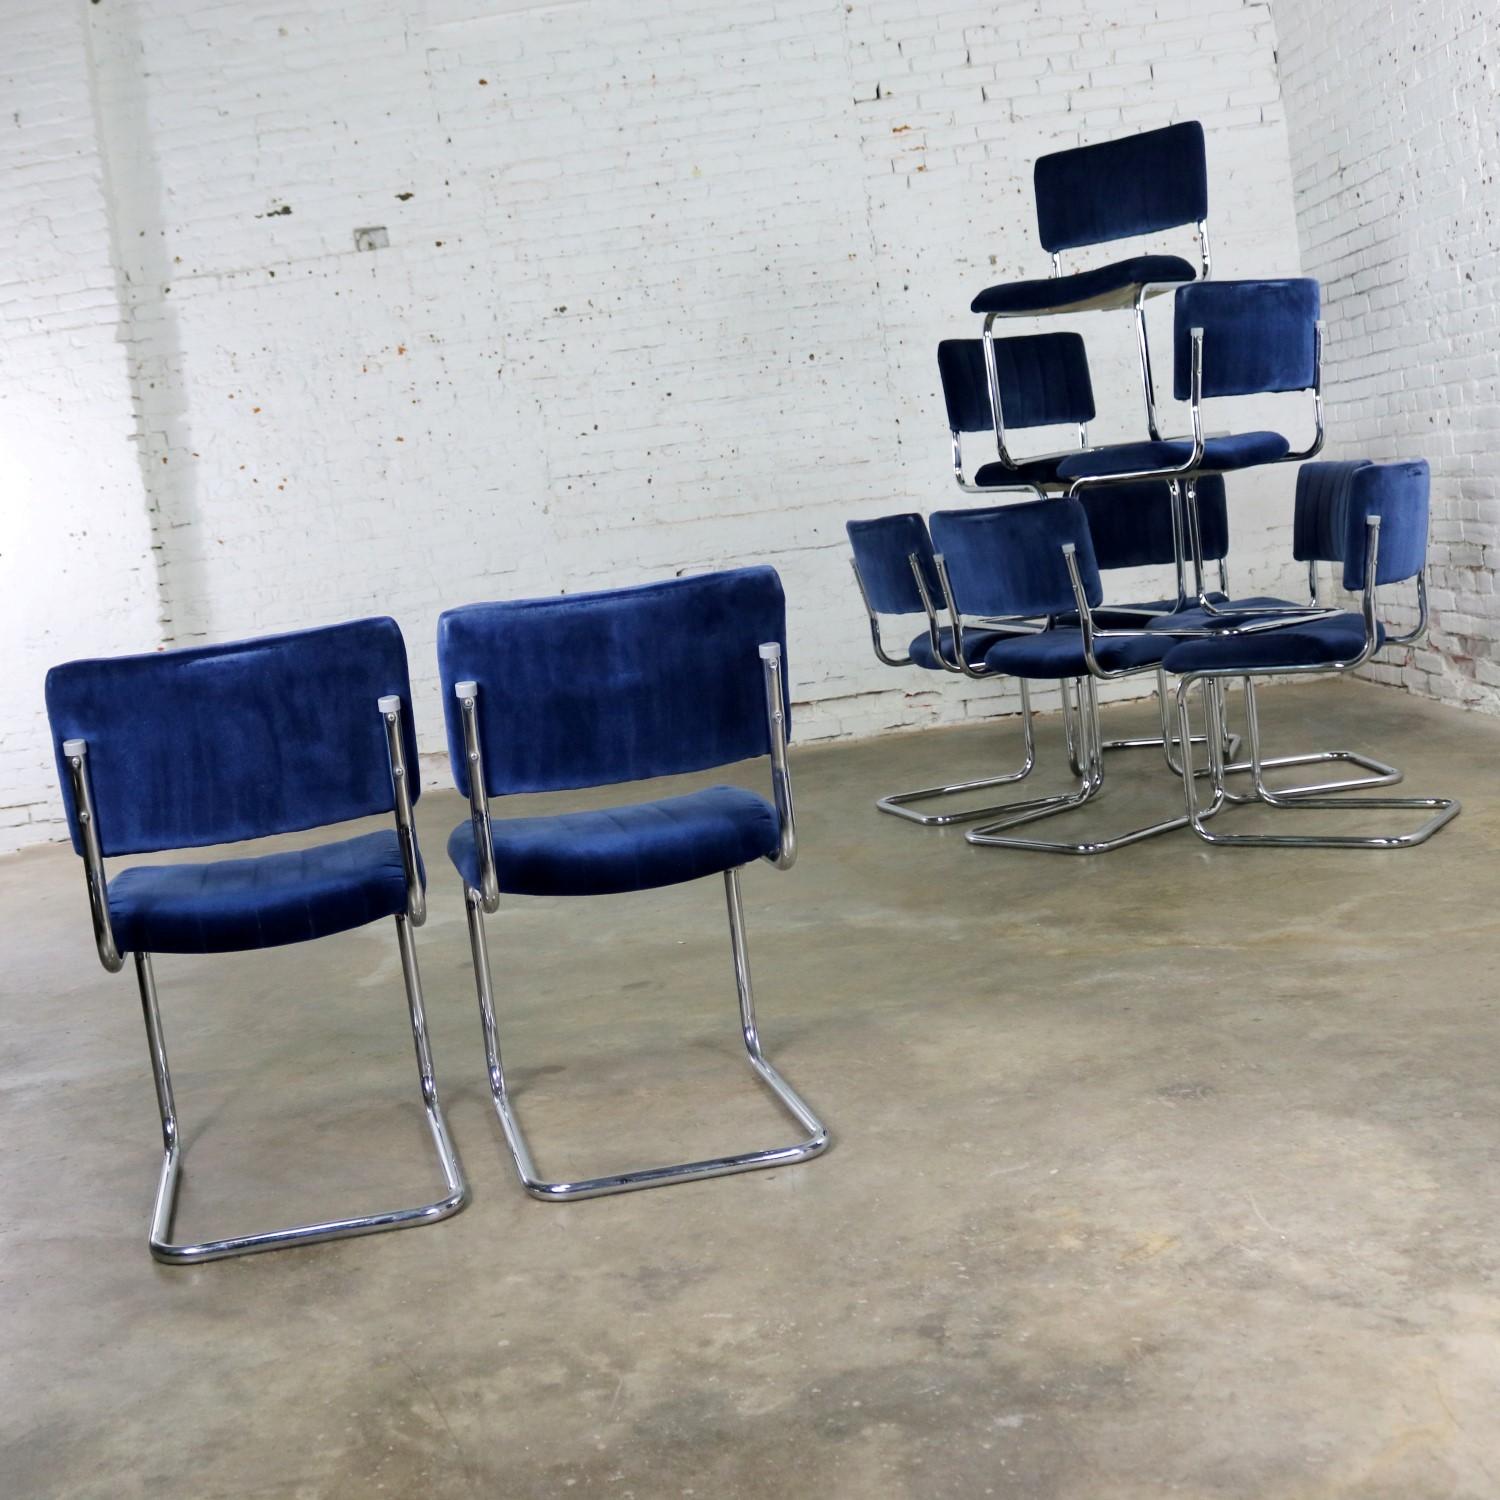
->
[848, 120, 1457, 854]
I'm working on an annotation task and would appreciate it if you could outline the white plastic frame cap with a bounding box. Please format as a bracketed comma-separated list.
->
[377, 695, 401, 713]
[758, 643, 781, 661]
[455, 680, 478, 698]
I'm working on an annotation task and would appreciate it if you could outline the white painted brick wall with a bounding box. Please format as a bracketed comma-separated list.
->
[4, 0, 1303, 849]
[0, 1, 159, 857]
[1273, 0, 1500, 706]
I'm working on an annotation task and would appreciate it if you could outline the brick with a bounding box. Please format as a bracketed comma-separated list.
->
[3, 0, 1317, 853]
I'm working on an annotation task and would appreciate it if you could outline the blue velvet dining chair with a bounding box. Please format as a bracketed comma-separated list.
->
[846, 512, 1036, 824]
[437, 568, 828, 1200]
[926, 499, 1199, 854]
[1073, 476, 1239, 770]
[1162, 460, 1458, 847]
[44, 619, 469, 1264]
[1134, 460, 1404, 802]
[1056, 278, 1325, 617]
[969, 121, 1210, 437]
[937, 334, 1094, 492]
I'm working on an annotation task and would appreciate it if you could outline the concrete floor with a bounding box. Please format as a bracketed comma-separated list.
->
[3, 678, 1498, 1498]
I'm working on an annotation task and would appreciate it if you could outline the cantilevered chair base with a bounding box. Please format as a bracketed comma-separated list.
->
[463, 869, 828, 1201]
[876, 684, 1037, 826]
[1177, 674, 1459, 848]
[1147, 670, 1397, 800]
[965, 675, 1221, 855]
[1097, 665, 1241, 765]
[135, 914, 468, 1265]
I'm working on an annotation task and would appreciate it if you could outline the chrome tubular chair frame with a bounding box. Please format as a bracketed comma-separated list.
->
[849, 554, 939, 671]
[1148, 671, 1398, 803]
[1172, 519, 1459, 848]
[874, 688, 1037, 826]
[849, 553, 1039, 827]
[990, 221, 1210, 447]
[1132, 218, 1211, 443]
[453, 647, 829, 1202]
[60, 700, 468, 1265]
[948, 416, 1048, 498]
[962, 673, 1225, 856]
[976, 322, 1088, 486]
[1145, 458, 1414, 800]
[1068, 540, 1399, 805]
[932, 547, 1223, 856]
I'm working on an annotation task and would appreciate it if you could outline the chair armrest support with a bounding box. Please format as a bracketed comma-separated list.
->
[1359, 517, 1383, 659]
[932, 554, 997, 679]
[1384, 570, 1429, 647]
[1065, 329, 1206, 494]
[759, 644, 797, 870]
[1063, 544, 1170, 680]
[950, 428, 967, 490]
[1279, 320, 1326, 463]
[849, 558, 914, 667]
[908, 553, 962, 673]
[981, 315, 1020, 467]
[61, 738, 123, 972]
[377, 696, 426, 927]
[454, 682, 500, 912]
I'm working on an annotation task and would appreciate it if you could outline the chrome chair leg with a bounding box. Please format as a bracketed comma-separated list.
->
[966, 676, 1220, 855]
[137, 915, 468, 1265]
[1213, 676, 1403, 803]
[464, 872, 828, 1201]
[877, 683, 1038, 826]
[1101, 666, 1239, 766]
[1062, 675, 1084, 776]
[1154, 674, 1389, 799]
[1175, 674, 1459, 847]
[941, 678, 1098, 846]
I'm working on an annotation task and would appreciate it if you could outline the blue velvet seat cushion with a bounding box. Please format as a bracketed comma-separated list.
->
[448, 786, 780, 898]
[973, 456, 1067, 488]
[982, 629, 1169, 680]
[107, 830, 412, 955]
[909, 626, 1015, 672]
[970, 256, 1196, 316]
[1163, 613, 1379, 674]
[1144, 595, 1303, 632]
[1056, 432, 1289, 480]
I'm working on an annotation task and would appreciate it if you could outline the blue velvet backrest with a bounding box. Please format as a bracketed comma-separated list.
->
[1034, 121, 1207, 254]
[847, 514, 944, 615]
[929, 499, 1103, 619]
[1292, 460, 1371, 565]
[438, 568, 789, 797]
[1080, 476, 1229, 571]
[937, 336, 1095, 434]
[1342, 460, 1430, 591]
[1173, 279, 1320, 400]
[45, 618, 417, 858]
